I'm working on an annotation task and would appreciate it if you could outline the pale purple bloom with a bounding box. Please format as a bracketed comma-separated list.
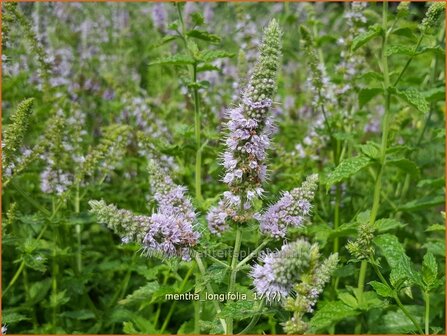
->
[259, 174, 318, 238]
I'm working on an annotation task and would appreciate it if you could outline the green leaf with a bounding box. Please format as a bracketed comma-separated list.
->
[60, 309, 95, 320]
[149, 54, 195, 66]
[325, 155, 372, 189]
[374, 218, 406, 232]
[374, 234, 415, 286]
[29, 279, 52, 304]
[422, 252, 438, 288]
[191, 12, 204, 26]
[392, 27, 416, 39]
[387, 158, 420, 177]
[338, 292, 358, 308]
[369, 281, 394, 298]
[119, 282, 160, 305]
[423, 241, 445, 257]
[2, 310, 30, 324]
[391, 87, 429, 114]
[218, 301, 264, 320]
[198, 50, 235, 62]
[186, 29, 221, 43]
[359, 88, 382, 107]
[310, 301, 360, 331]
[399, 195, 444, 211]
[351, 24, 383, 51]
[359, 141, 380, 159]
[385, 45, 415, 56]
[425, 224, 445, 232]
[423, 86, 445, 102]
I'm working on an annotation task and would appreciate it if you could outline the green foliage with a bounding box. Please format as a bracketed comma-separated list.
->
[2, 2, 445, 335]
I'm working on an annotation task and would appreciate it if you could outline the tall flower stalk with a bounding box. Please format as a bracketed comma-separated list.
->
[206, 19, 282, 334]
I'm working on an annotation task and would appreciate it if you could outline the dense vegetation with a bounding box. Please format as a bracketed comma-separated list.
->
[2, 2, 445, 334]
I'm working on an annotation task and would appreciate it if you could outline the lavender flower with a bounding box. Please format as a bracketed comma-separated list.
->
[251, 239, 318, 302]
[259, 174, 318, 238]
[152, 2, 167, 32]
[208, 19, 281, 232]
[89, 161, 200, 260]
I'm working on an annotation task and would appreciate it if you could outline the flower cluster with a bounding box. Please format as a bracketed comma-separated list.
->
[300, 25, 336, 112]
[151, 2, 168, 32]
[420, 2, 446, 32]
[207, 19, 282, 233]
[2, 98, 34, 177]
[259, 174, 319, 238]
[90, 161, 200, 260]
[251, 240, 318, 302]
[283, 253, 339, 334]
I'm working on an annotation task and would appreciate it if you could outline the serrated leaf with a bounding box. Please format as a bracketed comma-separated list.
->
[374, 218, 406, 232]
[374, 234, 415, 286]
[149, 54, 195, 66]
[422, 252, 438, 288]
[391, 87, 429, 114]
[399, 195, 444, 211]
[387, 158, 420, 177]
[352, 24, 383, 51]
[60, 309, 95, 320]
[385, 45, 415, 56]
[186, 29, 221, 43]
[325, 155, 372, 188]
[359, 142, 380, 159]
[2, 310, 30, 324]
[29, 278, 52, 304]
[310, 301, 359, 331]
[425, 224, 445, 232]
[359, 87, 383, 107]
[217, 301, 263, 320]
[198, 50, 234, 62]
[369, 281, 394, 298]
[338, 292, 358, 308]
[119, 282, 159, 305]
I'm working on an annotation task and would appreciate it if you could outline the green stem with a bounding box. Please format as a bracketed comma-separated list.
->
[160, 266, 194, 333]
[393, 33, 424, 87]
[394, 294, 424, 334]
[424, 291, 430, 334]
[175, 2, 203, 201]
[193, 64, 203, 201]
[236, 239, 270, 270]
[357, 4, 391, 330]
[227, 227, 242, 334]
[371, 261, 424, 334]
[75, 184, 82, 273]
[194, 253, 227, 332]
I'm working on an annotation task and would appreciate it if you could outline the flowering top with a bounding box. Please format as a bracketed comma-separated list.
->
[251, 239, 319, 302]
[89, 161, 200, 260]
[210, 19, 281, 231]
[259, 174, 318, 238]
[420, 2, 445, 31]
[283, 253, 338, 334]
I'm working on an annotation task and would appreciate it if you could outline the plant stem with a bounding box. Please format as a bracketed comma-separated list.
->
[160, 266, 194, 333]
[424, 291, 430, 334]
[236, 239, 270, 270]
[394, 294, 424, 335]
[75, 184, 82, 273]
[371, 261, 424, 334]
[356, 3, 391, 330]
[194, 253, 227, 332]
[393, 33, 424, 87]
[227, 227, 242, 334]
[175, 2, 203, 201]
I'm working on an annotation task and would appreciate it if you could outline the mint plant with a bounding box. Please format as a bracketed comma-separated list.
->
[2, 2, 445, 335]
